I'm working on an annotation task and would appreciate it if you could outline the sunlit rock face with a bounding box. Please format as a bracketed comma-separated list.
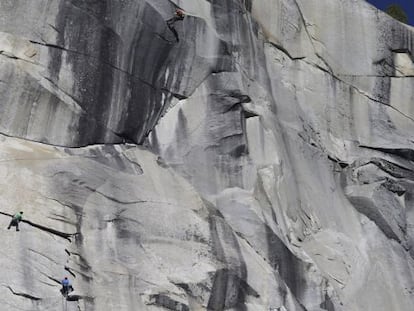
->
[0, 0, 414, 310]
[0, 0, 224, 146]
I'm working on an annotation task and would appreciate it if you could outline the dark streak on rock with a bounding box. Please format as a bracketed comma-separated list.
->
[320, 293, 335, 311]
[48, 1, 183, 146]
[207, 211, 249, 311]
[382, 179, 406, 196]
[347, 195, 401, 242]
[267, 42, 306, 61]
[45, 275, 62, 285]
[0, 211, 72, 240]
[5, 285, 41, 301]
[242, 0, 253, 12]
[0, 51, 20, 60]
[360, 145, 414, 162]
[65, 266, 77, 278]
[243, 109, 258, 119]
[264, 225, 307, 300]
[84, 185, 146, 205]
[327, 155, 349, 169]
[147, 294, 189, 311]
[366, 157, 414, 180]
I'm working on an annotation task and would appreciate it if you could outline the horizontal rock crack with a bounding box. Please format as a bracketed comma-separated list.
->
[0, 211, 73, 241]
[29, 40, 187, 100]
[4, 285, 41, 301]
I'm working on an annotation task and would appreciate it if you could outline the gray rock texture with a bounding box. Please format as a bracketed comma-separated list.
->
[0, 0, 413, 310]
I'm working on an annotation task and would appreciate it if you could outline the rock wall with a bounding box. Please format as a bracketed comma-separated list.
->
[0, 0, 414, 310]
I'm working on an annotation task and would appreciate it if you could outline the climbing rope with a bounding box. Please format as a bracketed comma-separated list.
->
[62, 294, 70, 311]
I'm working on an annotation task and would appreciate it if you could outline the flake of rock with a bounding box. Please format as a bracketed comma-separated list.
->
[0, 0, 414, 310]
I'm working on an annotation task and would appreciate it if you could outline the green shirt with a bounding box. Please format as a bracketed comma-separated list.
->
[13, 213, 22, 222]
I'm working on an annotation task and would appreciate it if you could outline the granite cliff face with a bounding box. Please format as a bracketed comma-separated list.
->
[0, 0, 414, 310]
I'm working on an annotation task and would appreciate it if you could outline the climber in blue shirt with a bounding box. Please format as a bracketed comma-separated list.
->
[61, 277, 74, 296]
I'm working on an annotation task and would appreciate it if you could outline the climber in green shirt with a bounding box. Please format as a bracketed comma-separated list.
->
[7, 211, 23, 231]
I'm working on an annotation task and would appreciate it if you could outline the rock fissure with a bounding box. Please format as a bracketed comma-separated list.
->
[27, 248, 61, 266]
[0, 211, 73, 240]
[84, 185, 175, 206]
[0, 50, 39, 66]
[31, 40, 188, 103]
[269, 41, 414, 126]
[292, 0, 320, 56]
[64, 266, 77, 278]
[315, 53, 335, 74]
[306, 57, 414, 123]
[41, 75, 84, 112]
[267, 42, 306, 61]
[339, 74, 414, 78]
[0, 1, 413, 310]
[146, 293, 189, 311]
[363, 158, 414, 179]
[4, 285, 41, 301]
[359, 146, 414, 162]
[42, 274, 61, 286]
[351, 88, 414, 123]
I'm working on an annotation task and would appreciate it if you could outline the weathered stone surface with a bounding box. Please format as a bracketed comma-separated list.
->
[0, 0, 225, 146]
[0, 0, 414, 310]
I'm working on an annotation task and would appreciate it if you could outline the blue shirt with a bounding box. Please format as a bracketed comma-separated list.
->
[62, 279, 70, 286]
